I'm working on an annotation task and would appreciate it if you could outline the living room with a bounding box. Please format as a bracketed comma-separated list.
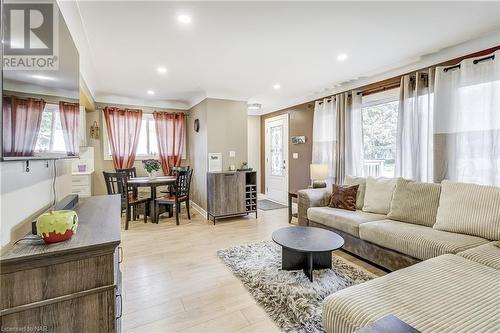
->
[0, 1, 499, 332]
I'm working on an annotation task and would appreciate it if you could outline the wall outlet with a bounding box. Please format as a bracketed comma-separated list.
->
[229, 151, 236, 157]
[292, 153, 299, 159]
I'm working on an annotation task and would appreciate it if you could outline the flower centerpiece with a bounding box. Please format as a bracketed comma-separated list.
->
[142, 159, 161, 178]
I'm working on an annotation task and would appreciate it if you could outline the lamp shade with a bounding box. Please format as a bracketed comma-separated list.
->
[310, 164, 329, 180]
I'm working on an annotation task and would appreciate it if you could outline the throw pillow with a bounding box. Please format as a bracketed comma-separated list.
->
[362, 177, 398, 214]
[495, 241, 500, 248]
[329, 184, 359, 211]
[344, 176, 366, 210]
[388, 178, 441, 227]
[434, 180, 500, 240]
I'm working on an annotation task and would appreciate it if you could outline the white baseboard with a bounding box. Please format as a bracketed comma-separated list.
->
[190, 200, 207, 217]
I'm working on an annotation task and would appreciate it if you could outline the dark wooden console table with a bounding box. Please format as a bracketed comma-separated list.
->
[0, 195, 122, 332]
[207, 171, 258, 223]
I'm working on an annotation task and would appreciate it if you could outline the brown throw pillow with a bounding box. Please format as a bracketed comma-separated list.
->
[329, 184, 359, 211]
[495, 241, 500, 248]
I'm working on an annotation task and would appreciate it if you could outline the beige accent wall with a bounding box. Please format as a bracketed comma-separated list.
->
[206, 99, 248, 171]
[260, 103, 314, 194]
[88, 102, 187, 196]
[187, 98, 248, 211]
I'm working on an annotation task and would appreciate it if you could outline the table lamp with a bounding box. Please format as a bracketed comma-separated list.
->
[310, 164, 328, 188]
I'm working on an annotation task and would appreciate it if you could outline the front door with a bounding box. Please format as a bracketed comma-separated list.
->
[265, 114, 289, 204]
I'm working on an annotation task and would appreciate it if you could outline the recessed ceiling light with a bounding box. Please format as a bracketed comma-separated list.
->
[147, 90, 155, 95]
[32, 75, 56, 81]
[337, 53, 348, 61]
[157, 66, 167, 74]
[178, 14, 192, 24]
[247, 103, 262, 110]
[273, 84, 281, 90]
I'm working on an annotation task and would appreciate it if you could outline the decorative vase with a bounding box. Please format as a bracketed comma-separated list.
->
[147, 171, 157, 179]
[36, 210, 78, 244]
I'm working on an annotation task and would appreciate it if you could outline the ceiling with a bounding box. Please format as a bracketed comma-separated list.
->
[60, 1, 500, 112]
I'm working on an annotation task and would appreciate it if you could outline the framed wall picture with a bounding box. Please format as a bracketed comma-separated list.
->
[291, 136, 306, 144]
[208, 152, 223, 172]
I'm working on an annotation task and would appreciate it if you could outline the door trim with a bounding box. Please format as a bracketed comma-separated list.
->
[264, 113, 289, 204]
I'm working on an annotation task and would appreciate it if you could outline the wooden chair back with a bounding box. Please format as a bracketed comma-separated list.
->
[116, 167, 138, 196]
[174, 169, 193, 198]
[171, 166, 190, 176]
[103, 171, 129, 204]
[116, 167, 137, 178]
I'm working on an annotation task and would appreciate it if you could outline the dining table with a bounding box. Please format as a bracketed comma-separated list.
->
[127, 176, 176, 224]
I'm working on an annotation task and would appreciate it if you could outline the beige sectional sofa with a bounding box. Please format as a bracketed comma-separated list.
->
[297, 177, 500, 333]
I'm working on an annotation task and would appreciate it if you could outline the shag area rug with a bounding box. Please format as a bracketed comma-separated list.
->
[217, 241, 375, 333]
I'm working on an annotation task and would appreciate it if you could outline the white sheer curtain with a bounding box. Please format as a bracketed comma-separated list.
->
[395, 68, 434, 182]
[345, 91, 364, 177]
[312, 98, 336, 185]
[433, 50, 500, 186]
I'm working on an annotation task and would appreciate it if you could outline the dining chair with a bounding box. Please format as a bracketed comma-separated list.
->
[161, 166, 191, 195]
[116, 167, 139, 218]
[103, 171, 151, 230]
[155, 169, 193, 225]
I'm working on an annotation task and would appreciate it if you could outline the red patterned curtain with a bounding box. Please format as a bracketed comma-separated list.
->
[153, 112, 185, 175]
[2, 96, 45, 156]
[59, 101, 80, 156]
[103, 106, 143, 169]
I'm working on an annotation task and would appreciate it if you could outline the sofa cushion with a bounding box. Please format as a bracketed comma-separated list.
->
[344, 176, 366, 210]
[387, 179, 441, 227]
[307, 207, 386, 237]
[362, 177, 397, 214]
[359, 220, 488, 260]
[434, 180, 500, 240]
[457, 242, 500, 270]
[329, 184, 358, 211]
[322, 254, 500, 333]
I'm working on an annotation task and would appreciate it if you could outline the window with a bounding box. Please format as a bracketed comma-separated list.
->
[361, 89, 399, 177]
[35, 104, 66, 153]
[103, 112, 186, 160]
[136, 114, 158, 156]
[270, 124, 284, 176]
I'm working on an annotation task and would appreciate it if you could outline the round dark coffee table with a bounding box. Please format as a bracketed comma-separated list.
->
[272, 226, 344, 282]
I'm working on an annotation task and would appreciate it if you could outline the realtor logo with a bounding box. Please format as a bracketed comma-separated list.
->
[3, 1, 59, 69]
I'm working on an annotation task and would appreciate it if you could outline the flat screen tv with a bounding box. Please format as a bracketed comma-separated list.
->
[1, 0, 80, 160]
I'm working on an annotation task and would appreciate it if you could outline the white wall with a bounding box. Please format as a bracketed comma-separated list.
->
[0, 159, 73, 249]
[247, 116, 261, 193]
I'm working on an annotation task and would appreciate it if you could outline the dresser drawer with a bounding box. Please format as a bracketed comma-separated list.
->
[71, 185, 91, 197]
[72, 175, 91, 186]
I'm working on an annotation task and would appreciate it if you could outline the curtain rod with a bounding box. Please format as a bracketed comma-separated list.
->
[97, 106, 188, 115]
[443, 54, 495, 72]
[356, 82, 400, 96]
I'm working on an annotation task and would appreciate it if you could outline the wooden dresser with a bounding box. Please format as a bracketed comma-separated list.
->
[0, 195, 122, 332]
[207, 171, 258, 223]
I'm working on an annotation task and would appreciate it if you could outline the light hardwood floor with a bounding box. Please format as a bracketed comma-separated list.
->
[120, 205, 385, 333]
